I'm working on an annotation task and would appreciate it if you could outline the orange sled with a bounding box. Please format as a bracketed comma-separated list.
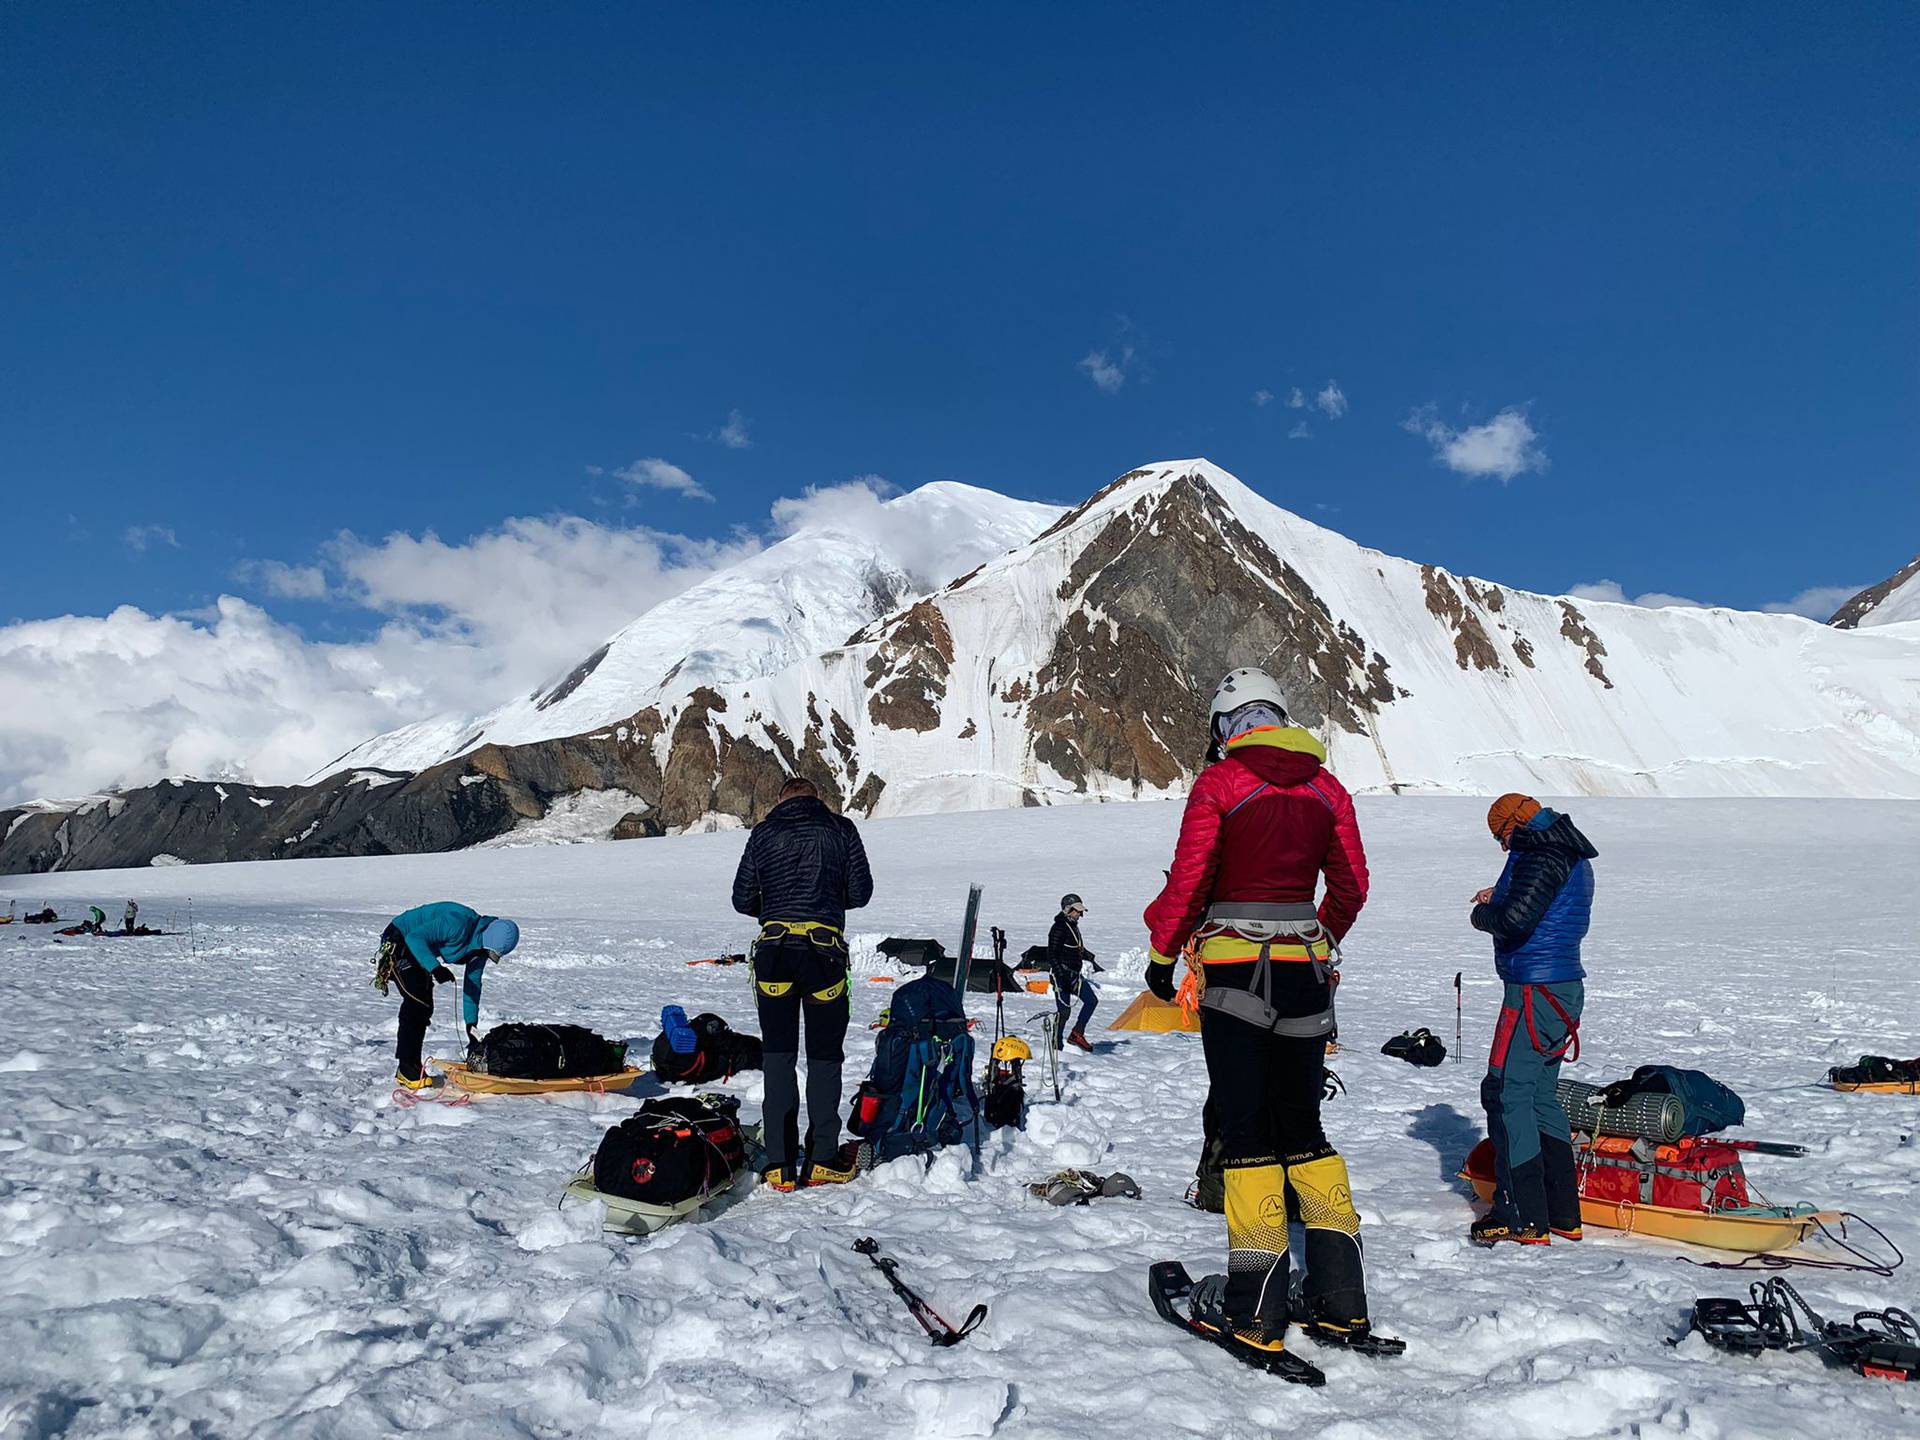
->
[1459, 1138, 1833, 1254]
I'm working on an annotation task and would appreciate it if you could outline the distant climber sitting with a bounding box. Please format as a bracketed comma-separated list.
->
[650, 1006, 765, 1084]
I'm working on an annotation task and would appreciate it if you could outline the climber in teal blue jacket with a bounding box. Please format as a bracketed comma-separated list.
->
[375, 901, 520, 1089]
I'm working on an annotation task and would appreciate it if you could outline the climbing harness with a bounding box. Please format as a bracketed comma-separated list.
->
[1194, 903, 1339, 1038]
[1519, 982, 1581, 1063]
[750, 921, 850, 999]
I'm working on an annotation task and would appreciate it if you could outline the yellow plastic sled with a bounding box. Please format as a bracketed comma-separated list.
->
[1829, 1079, 1919, 1095]
[435, 1061, 647, 1096]
[1460, 1144, 1832, 1254]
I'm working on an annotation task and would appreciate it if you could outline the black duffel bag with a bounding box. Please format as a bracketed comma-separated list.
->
[592, 1096, 749, 1205]
[469, 1022, 627, 1079]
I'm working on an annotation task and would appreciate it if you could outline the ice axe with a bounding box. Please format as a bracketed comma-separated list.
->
[852, 1237, 987, 1346]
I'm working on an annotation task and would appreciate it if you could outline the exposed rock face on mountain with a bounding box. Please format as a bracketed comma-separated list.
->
[8, 459, 1920, 874]
[1830, 556, 1920, 629]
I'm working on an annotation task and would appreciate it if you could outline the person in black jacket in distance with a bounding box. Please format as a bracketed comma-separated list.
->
[732, 777, 875, 1190]
[1049, 894, 1103, 1051]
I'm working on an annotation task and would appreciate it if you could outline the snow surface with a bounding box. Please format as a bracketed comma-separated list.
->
[477, 789, 648, 848]
[3, 799, 1918, 1438]
[1858, 569, 1920, 629]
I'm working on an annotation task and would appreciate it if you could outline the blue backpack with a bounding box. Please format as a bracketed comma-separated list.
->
[850, 975, 980, 1163]
[1603, 1064, 1747, 1136]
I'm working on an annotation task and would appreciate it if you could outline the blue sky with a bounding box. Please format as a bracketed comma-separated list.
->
[1, 3, 1916, 797]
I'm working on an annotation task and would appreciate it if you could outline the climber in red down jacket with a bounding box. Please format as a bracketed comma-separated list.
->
[1144, 666, 1384, 1368]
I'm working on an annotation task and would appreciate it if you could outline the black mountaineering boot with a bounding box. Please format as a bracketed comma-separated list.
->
[1473, 1157, 1552, 1246]
[1538, 1133, 1583, 1240]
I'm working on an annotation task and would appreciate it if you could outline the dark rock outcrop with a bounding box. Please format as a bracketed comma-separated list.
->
[1028, 474, 1398, 789]
[1829, 557, 1920, 629]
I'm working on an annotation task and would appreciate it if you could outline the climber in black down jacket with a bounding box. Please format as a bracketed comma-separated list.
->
[731, 783, 874, 931]
[731, 778, 875, 1190]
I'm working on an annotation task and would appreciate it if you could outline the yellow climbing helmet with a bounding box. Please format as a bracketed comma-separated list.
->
[992, 1035, 1032, 1063]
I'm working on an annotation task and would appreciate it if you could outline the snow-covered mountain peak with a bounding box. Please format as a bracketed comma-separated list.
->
[317, 480, 1064, 777]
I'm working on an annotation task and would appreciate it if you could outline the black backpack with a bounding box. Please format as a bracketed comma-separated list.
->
[469, 1023, 627, 1079]
[592, 1096, 749, 1205]
[1828, 1055, 1920, 1087]
[982, 1052, 1026, 1130]
[1381, 1029, 1448, 1067]
[649, 1014, 765, 1084]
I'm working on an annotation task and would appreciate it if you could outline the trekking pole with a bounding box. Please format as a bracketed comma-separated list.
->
[851, 1237, 987, 1346]
[1453, 972, 1462, 1063]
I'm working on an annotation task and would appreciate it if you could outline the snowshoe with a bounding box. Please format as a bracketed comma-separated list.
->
[1147, 1262, 1326, 1386]
[1290, 1288, 1406, 1356]
[1297, 1321, 1408, 1357]
[1688, 1278, 1920, 1382]
[1690, 1295, 1797, 1356]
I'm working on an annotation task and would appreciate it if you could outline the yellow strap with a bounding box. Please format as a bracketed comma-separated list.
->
[758, 920, 845, 947]
[810, 974, 849, 1003]
[1196, 934, 1330, 964]
[757, 980, 794, 997]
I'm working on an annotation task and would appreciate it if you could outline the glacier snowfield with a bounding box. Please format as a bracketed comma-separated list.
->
[3, 798, 1918, 1439]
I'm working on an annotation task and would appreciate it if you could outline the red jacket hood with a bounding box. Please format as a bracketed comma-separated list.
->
[1229, 743, 1324, 789]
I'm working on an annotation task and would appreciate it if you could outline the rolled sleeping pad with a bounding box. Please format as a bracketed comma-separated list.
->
[1558, 1077, 1686, 1144]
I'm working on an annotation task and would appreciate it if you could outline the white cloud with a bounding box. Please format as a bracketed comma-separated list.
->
[124, 525, 179, 552]
[1763, 584, 1866, 621]
[0, 515, 761, 806]
[1288, 421, 1313, 441]
[1078, 347, 1134, 394]
[318, 516, 754, 690]
[714, 409, 752, 449]
[1313, 382, 1348, 419]
[607, 456, 712, 501]
[238, 560, 329, 600]
[767, 476, 1009, 592]
[1567, 579, 1706, 610]
[1286, 387, 1307, 409]
[1252, 389, 1274, 408]
[1404, 404, 1547, 482]
[0, 599, 425, 804]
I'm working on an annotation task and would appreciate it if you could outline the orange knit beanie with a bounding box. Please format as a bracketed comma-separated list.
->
[1487, 793, 1542, 842]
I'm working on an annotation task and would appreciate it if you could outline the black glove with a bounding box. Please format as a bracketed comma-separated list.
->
[432, 965, 455, 985]
[1145, 957, 1177, 1002]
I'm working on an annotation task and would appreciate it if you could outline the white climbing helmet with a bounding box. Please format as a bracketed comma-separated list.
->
[1209, 667, 1291, 740]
